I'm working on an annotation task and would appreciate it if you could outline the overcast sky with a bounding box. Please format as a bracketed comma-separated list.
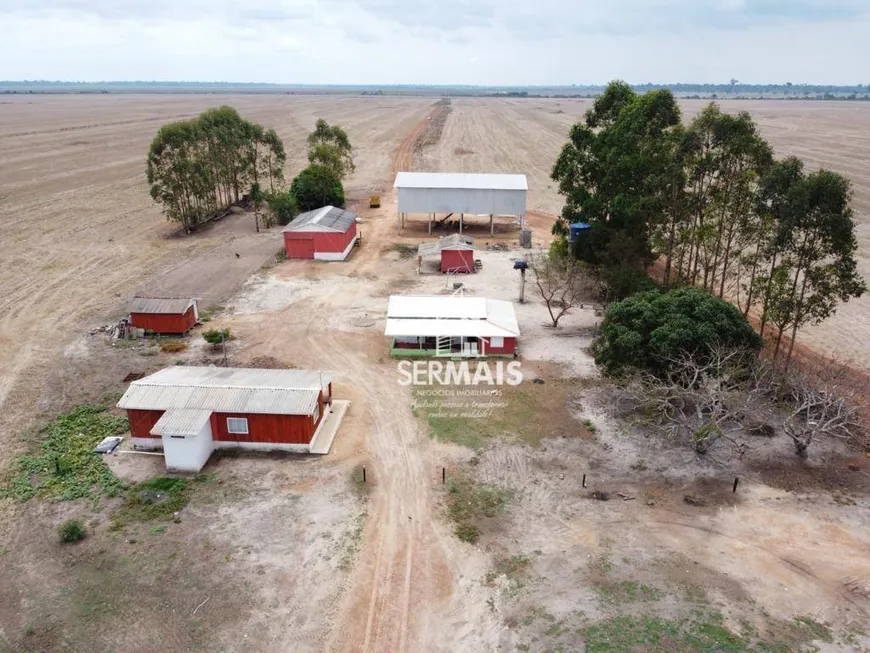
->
[0, 0, 867, 85]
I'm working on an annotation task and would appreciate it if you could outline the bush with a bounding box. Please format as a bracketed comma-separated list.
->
[58, 519, 86, 543]
[267, 190, 299, 226]
[202, 328, 232, 348]
[455, 523, 480, 543]
[159, 340, 188, 353]
[290, 164, 345, 212]
[592, 288, 762, 376]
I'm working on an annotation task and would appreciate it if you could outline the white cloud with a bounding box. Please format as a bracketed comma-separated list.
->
[0, 0, 867, 83]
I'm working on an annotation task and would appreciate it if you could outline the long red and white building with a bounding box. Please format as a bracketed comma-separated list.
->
[118, 366, 349, 472]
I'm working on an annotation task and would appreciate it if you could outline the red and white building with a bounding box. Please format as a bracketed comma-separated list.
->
[117, 366, 349, 472]
[283, 206, 358, 261]
[129, 297, 198, 334]
[417, 234, 475, 273]
[386, 295, 520, 357]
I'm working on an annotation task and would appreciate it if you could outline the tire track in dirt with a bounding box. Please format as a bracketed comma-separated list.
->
[314, 104, 495, 653]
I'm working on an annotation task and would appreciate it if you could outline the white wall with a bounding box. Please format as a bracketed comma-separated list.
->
[162, 420, 214, 473]
[397, 187, 527, 216]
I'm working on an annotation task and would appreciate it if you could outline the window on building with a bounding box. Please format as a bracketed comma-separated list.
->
[227, 417, 249, 434]
[490, 336, 504, 348]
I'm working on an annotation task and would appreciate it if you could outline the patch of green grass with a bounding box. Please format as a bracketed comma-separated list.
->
[390, 242, 417, 259]
[792, 616, 833, 643]
[446, 475, 512, 544]
[594, 580, 662, 606]
[275, 248, 288, 263]
[197, 304, 226, 323]
[583, 419, 597, 433]
[584, 614, 747, 652]
[148, 525, 167, 536]
[486, 554, 530, 584]
[111, 477, 190, 528]
[58, 519, 87, 543]
[0, 405, 127, 502]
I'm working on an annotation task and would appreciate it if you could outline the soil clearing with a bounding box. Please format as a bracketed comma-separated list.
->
[1, 96, 870, 652]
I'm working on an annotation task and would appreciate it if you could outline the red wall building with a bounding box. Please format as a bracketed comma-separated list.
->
[283, 206, 358, 261]
[441, 248, 475, 273]
[129, 297, 197, 334]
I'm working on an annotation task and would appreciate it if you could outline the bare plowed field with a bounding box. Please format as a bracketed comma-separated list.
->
[0, 94, 432, 443]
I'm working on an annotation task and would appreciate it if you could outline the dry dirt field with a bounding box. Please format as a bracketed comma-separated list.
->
[1, 95, 870, 652]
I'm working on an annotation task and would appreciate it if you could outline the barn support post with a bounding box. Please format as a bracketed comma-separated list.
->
[460, 213, 463, 234]
[428, 213, 432, 235]
[490, 214, 493, 235]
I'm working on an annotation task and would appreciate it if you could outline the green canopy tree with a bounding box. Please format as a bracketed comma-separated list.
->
[290, 165, 345, 212]
[307, 119, 354, 179]
[551, 81, 681, 289]
[146, 106, 285, 233]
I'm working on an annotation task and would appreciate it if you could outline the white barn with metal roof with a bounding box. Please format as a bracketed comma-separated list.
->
[386, 295, 520, 357]
[394, 172, 528, 235]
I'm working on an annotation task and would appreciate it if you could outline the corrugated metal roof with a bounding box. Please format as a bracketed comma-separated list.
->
[283, 206, 356, 233]
[117, 366, 333, 416]
[388, 296, 488, 320]
[394, 172, 528, 191]
[130, 297, 195, 314]
[418, 234, 474, 257]
[386, 296, 520, 336]
[151, 408, 212, 437]
[385, 318, 517, 338]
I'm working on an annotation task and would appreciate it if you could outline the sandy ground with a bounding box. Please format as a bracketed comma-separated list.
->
[2, 95, 870, 652]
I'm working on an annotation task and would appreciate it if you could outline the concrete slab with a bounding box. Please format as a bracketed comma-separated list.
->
[309, 400, 350, 455]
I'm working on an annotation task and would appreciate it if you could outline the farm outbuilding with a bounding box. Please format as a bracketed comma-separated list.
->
[417, 234, 475, 273]
[283, 205, 358, 261]
[129, 297, 198, 334]
[386, 295, 520, 357]
[118, 366, 350, 472]
[394, 172, 527, 235]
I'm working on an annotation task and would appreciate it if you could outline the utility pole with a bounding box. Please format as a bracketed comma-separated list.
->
[222, 334, 228, 367]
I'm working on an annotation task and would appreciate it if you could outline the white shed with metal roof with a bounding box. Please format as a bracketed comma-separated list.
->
[394, 172, 528, 235]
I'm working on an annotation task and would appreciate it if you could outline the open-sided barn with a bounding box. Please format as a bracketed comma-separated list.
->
[385, 295, 520, 357]
[118, 366, 349, 471]
[394, 172, 527, 235]
[417, 234, 475, 273]
[129, 297, 198, 334]
[283, 205, 358, 261]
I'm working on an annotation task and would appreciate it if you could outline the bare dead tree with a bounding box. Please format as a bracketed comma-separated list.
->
[624, 347, 759, 454]
[527, 250, 597, 327]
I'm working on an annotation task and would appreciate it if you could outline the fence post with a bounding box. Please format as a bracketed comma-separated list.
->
[362, 466, 366, 483]
[442, 467, 446, 484]
[732, 477, 739, 493]
[582, 473, 587, 488]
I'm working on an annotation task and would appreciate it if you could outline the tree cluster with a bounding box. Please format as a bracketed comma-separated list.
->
[552, 82, 865, 367]
[289, 119, 354, 213]
[147, 106, 286, 233]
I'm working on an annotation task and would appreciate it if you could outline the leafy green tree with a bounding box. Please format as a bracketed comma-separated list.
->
[551, 81, 681, 281]
[290, 165, 345, 212]
[146, 106, 285, 233]
[592, 288, 762, 376]
[307, 119, 354, 179]
[267, 191, 299, 226]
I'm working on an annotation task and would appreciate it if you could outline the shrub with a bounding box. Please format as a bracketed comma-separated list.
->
[290, 164, 345, 212]
[58, 519, 86, 543]
[267, 190, 299, 226]
[455, 523, 480, 543]
[159, 340, 188, 353]
[592, 288, 761, 377]
[202, 328, 232, 348]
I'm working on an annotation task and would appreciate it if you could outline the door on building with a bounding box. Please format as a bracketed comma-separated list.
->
[295, 239, 315, 259]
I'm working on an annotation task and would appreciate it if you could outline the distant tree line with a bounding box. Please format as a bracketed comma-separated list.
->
[551, 81, 866, 371]
[146, 106, 285, 232]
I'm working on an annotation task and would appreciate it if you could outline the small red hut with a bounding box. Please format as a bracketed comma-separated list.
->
[129, 297, 198, 334]
[283, 206, 358, 261]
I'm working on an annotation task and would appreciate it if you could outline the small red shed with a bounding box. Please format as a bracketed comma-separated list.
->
[283, 206, 358, 261]
[129, 297, 198, 334]
[117, 366, 350, 472]
[417, 234, 475, 273]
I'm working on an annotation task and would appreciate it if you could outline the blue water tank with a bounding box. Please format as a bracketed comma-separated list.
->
[568, 222, 591, 243]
